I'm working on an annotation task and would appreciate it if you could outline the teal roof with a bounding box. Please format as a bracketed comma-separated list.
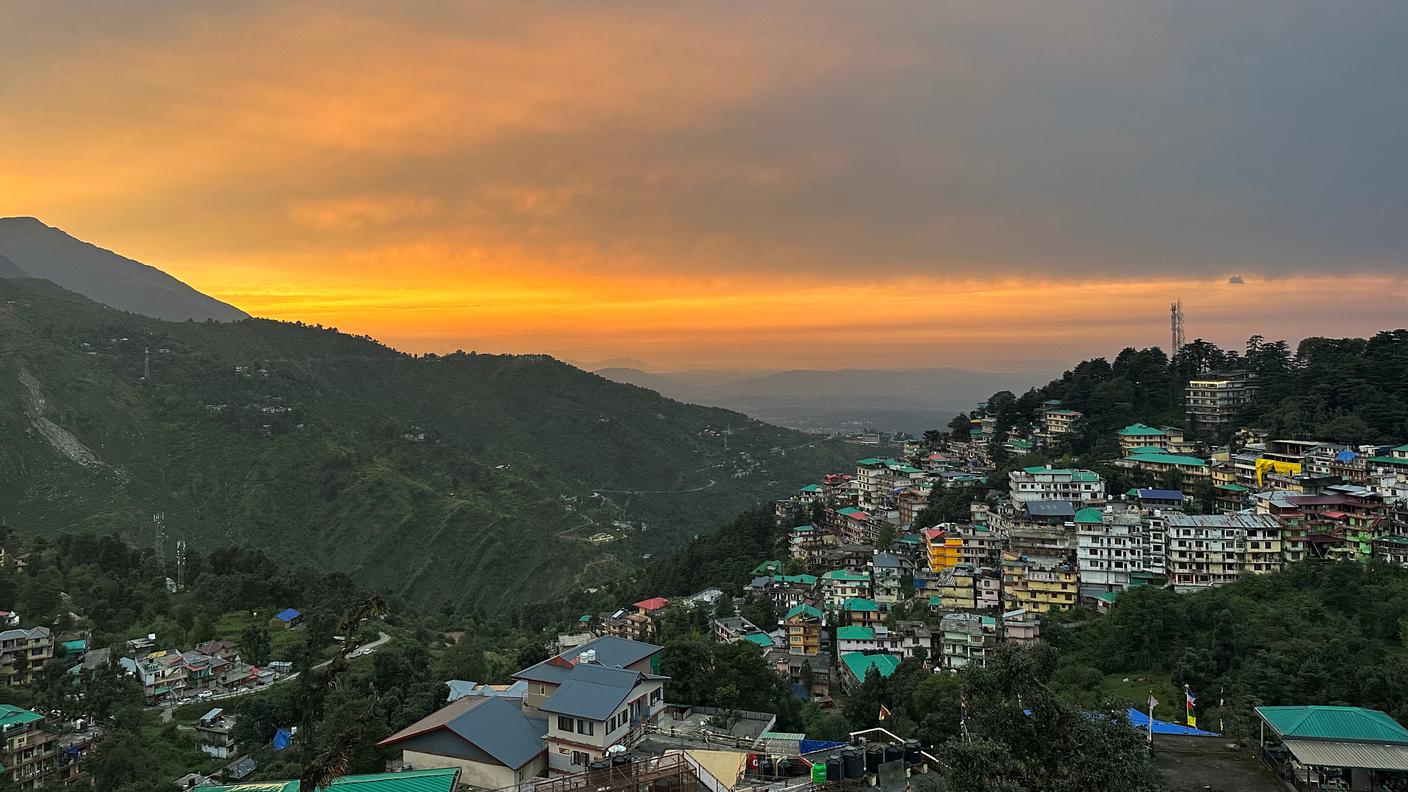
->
[1393, 444, 1408, 453]
[800, 484, 822, 493]
[1367, 455, 1408, 466]
[1378, 535, 1408, 547]
[1216, 483, 1250, 492]
[785, 604, 822, 621]
[791, 524, 815, 533]
[1024, 466, 1074, 475]
[773, 574, 818, 586]
[0, 705, 40, 729]
[841, 652, 900, 681]
[836, 626, 875, 640]
[1073, 507, 1103, 524]
[204, 769, 461, 792]
[1256, 706, 1408, 744]
[1124, 452, 1208, 467]
[743, 633, 773, 648]
[837, 507, 864, 516]
[823, 570, 870, 582]
[578, 614, 592, 623]
[856, 457, 900, 466]
[1118, 423, 1166, 437]
[751, 560, 782, 575]
[843, 597, 879, 612]
[895, 534, 922, 545]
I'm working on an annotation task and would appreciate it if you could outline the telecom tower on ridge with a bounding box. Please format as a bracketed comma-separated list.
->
[1170, 300, 1185, 354]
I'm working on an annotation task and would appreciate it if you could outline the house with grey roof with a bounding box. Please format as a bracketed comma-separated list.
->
[513, 635, 662, 716]
[378, 696, 548, 789]
[539, 662, 667, 775]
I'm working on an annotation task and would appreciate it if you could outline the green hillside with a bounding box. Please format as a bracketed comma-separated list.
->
[0, 277, 855, 612]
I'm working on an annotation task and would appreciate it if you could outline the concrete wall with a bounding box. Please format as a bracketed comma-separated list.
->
[402, 749, 546, 789]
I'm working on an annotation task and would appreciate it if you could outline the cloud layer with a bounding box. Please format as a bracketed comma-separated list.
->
[2, 2, 1405, 366]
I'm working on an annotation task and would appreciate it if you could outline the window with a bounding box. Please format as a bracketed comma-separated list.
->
[577, 719, 594, 736]
[571, 751, 589, 767]
[557, 716, 574, 732]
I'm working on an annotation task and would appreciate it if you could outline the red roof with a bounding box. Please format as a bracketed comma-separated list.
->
[921, 527, 946, 540]
[1320, 510, 1349, 520]
[634, 597, 669, 612]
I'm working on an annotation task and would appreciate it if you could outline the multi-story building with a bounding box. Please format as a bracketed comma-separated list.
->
[938, 613, 995, 670]
[1007, 466, 1105, 504]
[855, 458, 927, 512]
[1001, 554, 1078, 613]
[539, 663, 666, 774]
[1001, 609, 1042, 645]
[1074, 506, 1144, 596]
[788, 524, 828, 562]
[931, 564, 977, 610]
[835, 625, 897, 655]
[819, 569, 870, 609]
[892, 622, 936, 662]
[1116, 423, 1193, 456]
[1036, 404, 1083, 446]
[1165, 513, 1282, 591]
[0, 704, 57, 788]
[842, 597, 880, 627]
[870, 552, 903, 609]
[922, 527, 962, 573]
[1186, 370, 1257, 430]
[195, 708, 238, 759]
[0, 627, 52, 687]
[784, 604, 823, 656]
[1117, 452, 1210, 495]
[514, 635, 663, 719]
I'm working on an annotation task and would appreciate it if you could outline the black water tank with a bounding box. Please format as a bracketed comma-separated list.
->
[760, 757, 775, 778]
[884, 745, 904, 763]
[842, 749, 864, 779]
[904, 740, 922, 765]
[826, 756, 843, 781]
[777, 758, 795, 777]
[865, 747, 883, 773]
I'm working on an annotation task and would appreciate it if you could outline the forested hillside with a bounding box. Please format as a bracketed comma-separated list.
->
[968, 332, 1408, 457]
[0, 278, 855, 612]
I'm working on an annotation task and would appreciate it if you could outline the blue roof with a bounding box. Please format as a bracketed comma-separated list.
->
[539, 663, 658, 720]
[380, 697, 546, 770]
[1125, 708, 1219, 736]
[1132, 488, 1185, 501]
[273, 608, 301, 621]
[513, 635, 662, 684]
[1335, 449, 1359, 462]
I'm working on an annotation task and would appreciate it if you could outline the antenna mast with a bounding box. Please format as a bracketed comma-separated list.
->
[1170, 301, 1185, 354]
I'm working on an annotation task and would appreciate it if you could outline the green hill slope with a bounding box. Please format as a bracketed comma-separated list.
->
[0, 278, 855, 611]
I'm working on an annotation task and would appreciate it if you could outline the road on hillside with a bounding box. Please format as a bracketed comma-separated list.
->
[154, 631, 391, 714]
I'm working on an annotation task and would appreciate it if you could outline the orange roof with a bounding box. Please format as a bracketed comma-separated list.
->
[634, 597, 669, 612]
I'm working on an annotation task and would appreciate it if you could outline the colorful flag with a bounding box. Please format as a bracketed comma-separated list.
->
[879, 704, 891, 721]
[1185, 685, 1197, 728]
[1148, 695, 1159, 711]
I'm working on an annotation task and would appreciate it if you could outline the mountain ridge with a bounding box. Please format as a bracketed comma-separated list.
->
[0, 216, 249, 322]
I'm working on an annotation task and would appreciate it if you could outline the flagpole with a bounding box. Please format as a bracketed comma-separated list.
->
[1147, 692, 1155, 750]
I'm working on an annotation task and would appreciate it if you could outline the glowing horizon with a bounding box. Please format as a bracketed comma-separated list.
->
[3, 3, 1405, 369]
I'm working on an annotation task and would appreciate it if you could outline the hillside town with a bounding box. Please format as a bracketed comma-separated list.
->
[0, 371, 1385, 791]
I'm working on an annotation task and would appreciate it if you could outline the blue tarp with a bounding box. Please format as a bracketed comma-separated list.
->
[1125, 707, 1219, 736]
[273, 728, 294, 751]
[801, 739, 848, 755]
[1336, 450, 1358, 462]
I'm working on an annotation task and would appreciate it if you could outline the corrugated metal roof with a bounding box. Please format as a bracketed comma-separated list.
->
[538, 664, 646, 720]
[513, 635, 661, 684]
[1257, 706, 1408, 744]
[204, 768, 460, 792]
[1282, 739, 1408, 771]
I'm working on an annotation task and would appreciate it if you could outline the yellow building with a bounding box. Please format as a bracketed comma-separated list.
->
[1001, 553, 1078, 613]
[922, 527, 962, 573]
[934, 565, 977, 610]
[784, 604, 822, 656]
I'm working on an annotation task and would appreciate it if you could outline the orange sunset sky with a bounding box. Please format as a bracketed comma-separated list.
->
[3, 2, 1406, 370]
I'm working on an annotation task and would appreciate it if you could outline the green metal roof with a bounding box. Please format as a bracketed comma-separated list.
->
[204, 769, 460, 792]
[837, 507, 864, 516]
[1367, 455, 1408, 466]
[1073, 507, 1103, 524]
[799, 484, 823, 492]
[772, 574, 818, 586]
[843, 597, 879, 612]
[1216, 483, 1250, 492]
[785, 604, 822, 621]
[0, 705, 41, 730]
[1378, 535, 1408, 547]
[743, 633, 773, 648]
[791, 524, 815, 533]
[1071, 471, 1101, 482]
[841, 652, 900, 681]
[1118, 423, 1166, 437]
[751, 560, 782, 575]
[1123, 452, 1208, 467]
[1023, 466, 1074, 475]
[1256, 706, 1408, 744]
[836, 626, 875, 640]
[822, 570, 870, 582]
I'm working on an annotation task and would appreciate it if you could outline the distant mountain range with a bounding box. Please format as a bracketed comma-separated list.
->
[594, 366, 1058, 435]
[0, 217, 247, 322]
